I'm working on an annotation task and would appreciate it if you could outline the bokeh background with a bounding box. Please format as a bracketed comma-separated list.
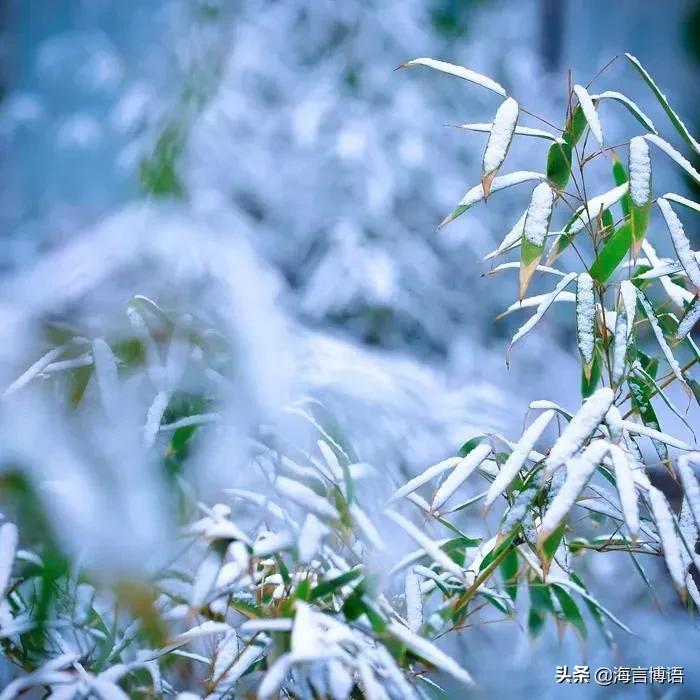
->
[2, 1, 700, 697]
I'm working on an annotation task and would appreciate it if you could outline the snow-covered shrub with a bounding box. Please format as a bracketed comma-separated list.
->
[1, 50, 700, 698]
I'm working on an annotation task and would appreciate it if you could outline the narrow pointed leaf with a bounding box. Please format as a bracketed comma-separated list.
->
[400, 57, 507, 96]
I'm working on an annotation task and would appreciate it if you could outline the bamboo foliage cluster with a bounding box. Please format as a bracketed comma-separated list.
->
[0, 55, 700, 698]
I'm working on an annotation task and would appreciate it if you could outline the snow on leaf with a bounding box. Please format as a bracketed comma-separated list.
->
[275, 477, 339, 520]
[608, 445, 640, 541]
[318, 440, 344, 483]
[657, 198, 700, 290]
[647, 487, 686, 595]
[677, 298, 700, 341]
[568, 183, 629, 236]
[143, 390, 169, 448]
[636, 290, 688, 388]
[485, 410, 555, 510]
[387, 457, 461, 503]
[386, 511, 465, 581]
[573, 84, 603, 148]
[0, 523, 18, 596]
[358, 658, 389, 700]
[678, 455, 700, 530]
[190, 548, 222, 608]
[629, 136, 651, 207]
[545, 388, 614, 476]
[499, 292, 575, 318]
[641, 239, 694, 307]
[92, 337, 119, 419]
[482, 98, 519, 183]
[431, 443, 492, 511]
[486, 261, 565, 277]
[405, 569, 423, 632]
[440, 171, 545, 227]
[620, 420, 693, 451]
[591, 91, 657, 134]
[612, 313, 628, 384]
[663, 192, 700, 213]
[510, 273, 577, 348]
[457, 122, 562, 142]
[644, 134, 700, 186]
[400, 57, 507, 96]
[523, 183, 555, 247]
[298, 514, 327, 563]
[2, 344, 69, 397]
[387, 621, 475, 687]
[539, 441, 611, 541]
[576, 273, 595, 367]
[350, 503, 384, 551]
[625, 53, 700, 153]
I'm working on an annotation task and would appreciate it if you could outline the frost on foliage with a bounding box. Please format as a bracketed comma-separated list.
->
[482, 97, 519, 180]
[404, 569, 423, 632]
[629, 136, 651, 207]
[619, 280, 637, 342]
[575, 273, 595, 367]
[591, 91, 657, 134]
[387, 456, 461, 503]
[485, 410, 554, 510]
[573, 84, 603, 147]
[539, 441, 610, 542]
[648, 487, 686, 595]
[644, 134, 700, 186]
[608, 445, 639, 541]
[388, 621, 474, 687]
[621, 419, 693, 451]
[400, 57, 507, 96]
[431, 442, 492, 511]
[657, 198, 700, 290]
[0, 522, 18, 596]
[510, 273, 576, 348]
[567, 183, 629, 236]
[523, 183, 554, 246]
[440, 171, 545, 227]
[612, 313, 628, 383]
[678, 455, 700, 530]
[275, 477, 339, 520]
[545, 388, 614, 475]
[677, 298, 700, 340]
[637, 291, 687, 388]
[641, 239, 694, 308]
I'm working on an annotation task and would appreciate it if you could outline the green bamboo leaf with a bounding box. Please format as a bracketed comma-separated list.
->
[546, 105, 585, 189]
[552, 584, 588, 640]
[500, 548, 519, 602]
[581, 345, 602, 398]
[589, 223, 632, 283]
[310, 567, 363, 600]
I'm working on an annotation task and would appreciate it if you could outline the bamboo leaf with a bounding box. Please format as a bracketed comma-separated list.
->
[400, 57, 507, 97]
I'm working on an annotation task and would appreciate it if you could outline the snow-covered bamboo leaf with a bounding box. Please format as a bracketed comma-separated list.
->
[539, 441, 611, 543]
[591, 91, 657, 134]
[387, 621, 474, 687]
[387, 457, 462, 504]
[510, 273, 577, 349]
[482, 98, 519, 195]
[275, 477, 339, 520]
[457, 122, 562, 142]
[92, 337, 119, 419]
[608, 445, 640, 541]
[576, 273, 595, 374]
[405, 569, 423, 632]
[621, 419, 693, 451]
[629, 137, 651, 207]
[677, 455, 700, 529]
[644, 134, 700, 186]
[657, 198, 700, 290]
[3, 344, 70, 397]
[520, 182, 555, 298]
[641, 239, 694, 308]
[439, 171, 545, 228]
[485, 410, 555, 510]
[485, 261, 565, 278]
[573, 84, 603, 148]
[400, 57, 507, 96]
[663, 192, 700, 213]
[626, 53, 700, 154]
[432, 443, 492, 511]
[636, 291, 687, 388]
[677, 297, 700, 340]
[647, 487, 686, 596]
[386, 511, 465, 580]
[545, 387, 614, 475]
[499, 292, 575, 318]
